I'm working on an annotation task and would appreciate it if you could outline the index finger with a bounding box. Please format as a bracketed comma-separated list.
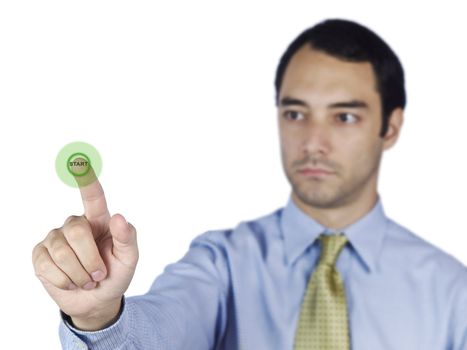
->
[70, 157, 110, 223]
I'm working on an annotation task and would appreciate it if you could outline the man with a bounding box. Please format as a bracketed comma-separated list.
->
[32, 18, 467, 349]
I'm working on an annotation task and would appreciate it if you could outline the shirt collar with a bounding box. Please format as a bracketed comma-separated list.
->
[280, 193, 388, 272]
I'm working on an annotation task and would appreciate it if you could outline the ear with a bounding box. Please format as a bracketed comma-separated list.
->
[382, 107, 404, 151]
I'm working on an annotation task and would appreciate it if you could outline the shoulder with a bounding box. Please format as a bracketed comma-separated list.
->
[384, 218, 467, 281]
[189, 205, 284, 253]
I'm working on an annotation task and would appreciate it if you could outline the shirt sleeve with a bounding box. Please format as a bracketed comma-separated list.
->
[58, 230, 229, 350]
[451, 266, 467, 350]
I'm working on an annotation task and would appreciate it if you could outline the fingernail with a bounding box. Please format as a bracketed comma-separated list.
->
[91, 270, 105, 282]
[83, 281, 96, 290]
[68, 283, 77, 290]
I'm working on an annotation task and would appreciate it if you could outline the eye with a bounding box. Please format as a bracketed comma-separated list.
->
[283, 110, 305, 121]
[336, 113, 359, 124]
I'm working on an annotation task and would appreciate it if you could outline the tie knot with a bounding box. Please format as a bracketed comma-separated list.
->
[318, 233, 348, 267]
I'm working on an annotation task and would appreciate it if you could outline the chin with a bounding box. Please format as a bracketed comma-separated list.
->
[301, 195, 339, 209]
[292, 183, 343, 209]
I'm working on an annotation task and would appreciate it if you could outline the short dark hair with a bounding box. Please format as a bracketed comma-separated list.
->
[274, 18, 406, 137]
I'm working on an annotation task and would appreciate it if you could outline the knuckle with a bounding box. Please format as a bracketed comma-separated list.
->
[64, 215, 83, 225]
[46, 228, 63, 244]
[34, 254, 52, 277]
[66, 223, 90, 242]
[31, 242, 42, 262]
[47, 232, 65, 251]
[47, 228, 59, 238]
[35, 259, 51, 277]
[52, 245, 72, 265]
[32, 244, 49, 269]
[57, 277, 71, 290]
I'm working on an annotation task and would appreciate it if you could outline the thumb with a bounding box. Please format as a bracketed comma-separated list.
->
[108, 213, 138, 267]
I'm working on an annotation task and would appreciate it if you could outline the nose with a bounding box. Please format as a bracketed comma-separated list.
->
[301, 119, 332, 157]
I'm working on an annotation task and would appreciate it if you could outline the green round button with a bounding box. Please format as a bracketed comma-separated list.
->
[56, 141, 102, 188]
[67, 152, 91, 177]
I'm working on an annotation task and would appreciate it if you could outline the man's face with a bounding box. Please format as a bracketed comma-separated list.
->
[278, 45, 392, 210]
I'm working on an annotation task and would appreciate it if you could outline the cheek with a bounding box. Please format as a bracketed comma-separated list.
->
[280, 133, 302, 163]
[337, 135, 377, 161]
[342, 138, 382, 171]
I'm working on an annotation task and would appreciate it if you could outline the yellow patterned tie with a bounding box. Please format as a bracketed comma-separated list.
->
[294, 233, 350, 350]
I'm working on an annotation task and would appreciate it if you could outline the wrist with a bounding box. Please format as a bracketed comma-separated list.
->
[70, 297, 123, 331]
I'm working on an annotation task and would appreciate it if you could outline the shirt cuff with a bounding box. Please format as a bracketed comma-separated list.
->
[59, 296, 132, 350]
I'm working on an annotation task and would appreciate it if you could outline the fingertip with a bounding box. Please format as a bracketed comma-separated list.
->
[71, 158, 98, 188]
[111, 213, 128, 226]
[91, 270, 106, 282]
[82, 281, 97, 290]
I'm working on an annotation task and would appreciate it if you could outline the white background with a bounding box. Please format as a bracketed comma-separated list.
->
[1, 1, 466, 348]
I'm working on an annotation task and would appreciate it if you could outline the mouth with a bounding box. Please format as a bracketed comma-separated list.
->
[297, 167, 335, 177]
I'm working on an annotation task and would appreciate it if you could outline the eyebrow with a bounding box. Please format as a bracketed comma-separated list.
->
[279, 96, 369, 109]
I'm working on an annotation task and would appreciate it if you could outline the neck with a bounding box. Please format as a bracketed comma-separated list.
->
[292, 189, 379, 230]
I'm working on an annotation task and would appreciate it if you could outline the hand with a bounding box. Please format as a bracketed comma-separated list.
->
[32, 162, 138, 330]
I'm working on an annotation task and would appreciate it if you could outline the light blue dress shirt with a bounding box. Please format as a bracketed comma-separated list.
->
[59, 195, 467, 349]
